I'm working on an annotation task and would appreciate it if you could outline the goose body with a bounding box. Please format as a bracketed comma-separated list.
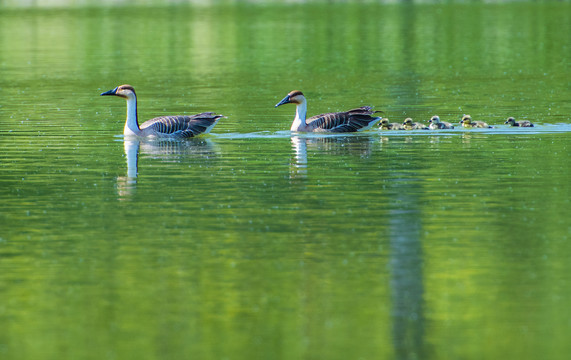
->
[428, 115, 454, 130]
[274, 90, 381, 132]
[379, 118, 405, 130]
[100, 84, 223, 138]
[505, 117, 534, 127]
[460, 114, 492, 128]
[403, 118, 428, 130]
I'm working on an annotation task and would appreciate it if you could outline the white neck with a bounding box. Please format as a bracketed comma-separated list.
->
[124, 95, 141, 136]
[290, 98, 307, 131]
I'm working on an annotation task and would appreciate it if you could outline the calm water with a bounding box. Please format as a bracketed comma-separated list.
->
[1, 2, 571, 360]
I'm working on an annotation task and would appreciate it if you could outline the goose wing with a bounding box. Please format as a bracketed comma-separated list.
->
[140, 113, 223, 138]
[307, 106, 380, 132]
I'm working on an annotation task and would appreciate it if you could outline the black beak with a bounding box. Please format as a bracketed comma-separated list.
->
[100, 87, 118, 96]
[275, 94, 291, 108]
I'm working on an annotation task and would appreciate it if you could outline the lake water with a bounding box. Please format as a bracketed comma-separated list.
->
[1, 2, 570, 360]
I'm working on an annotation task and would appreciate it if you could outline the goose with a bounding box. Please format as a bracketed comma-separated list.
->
[274, 90, 381, 132]
[403, 118, 428, 130]
[428, 115, 454, 129]
[505, 117, 534, 127]
[379, 118, 405, 130]
[460, 114, 492, 128]
[100, 84, 223, 138]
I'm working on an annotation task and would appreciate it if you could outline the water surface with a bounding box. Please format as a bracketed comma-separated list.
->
[1, 2, 570, 360]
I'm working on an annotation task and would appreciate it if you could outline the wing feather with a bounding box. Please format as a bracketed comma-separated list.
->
[140, 113, 223, 138]
[306, 106, 380, 132]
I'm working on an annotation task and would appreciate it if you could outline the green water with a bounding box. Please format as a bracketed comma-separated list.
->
[1, 2, 570, 360]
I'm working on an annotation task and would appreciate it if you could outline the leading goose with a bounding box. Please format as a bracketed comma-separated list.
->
[274, 90, 381, 132]
[100, 84, 223, 138]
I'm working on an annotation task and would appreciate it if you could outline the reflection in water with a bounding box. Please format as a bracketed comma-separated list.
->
[116, 138, 140, 200]
[116, 137, 218, 200]
[289, 134, 376, 179]
[290, 136, 308, 180]
[389, 179, 425, 359]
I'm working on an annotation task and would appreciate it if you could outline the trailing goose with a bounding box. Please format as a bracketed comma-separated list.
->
[505, 117, 534, 127]
[428, 115, 454, 129]
[403, 118, 428, 130]
[274, 90, 381, 132]
[460, 114, 492, 128]
[379, 118, 405, 130]
[100, 84, 223, 138]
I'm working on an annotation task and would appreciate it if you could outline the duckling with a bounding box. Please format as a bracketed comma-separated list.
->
[460, 114, 492, 128]
[100, 84, 223, 138]
[403, 118, 428, 130]
[505, 117, 534, 127]
[428, 115, 454, 129]
[275, 90, 381, 132]
[379, 118, 405, 130]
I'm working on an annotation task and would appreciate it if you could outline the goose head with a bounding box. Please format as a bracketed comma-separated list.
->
[101, 84, 137, 100]
[403, 118, 414, 125]
[505, 117, 516, 125]
[429, 115, 440, 124]
[461, 114, 472, 124]
[275, 90, 306, 108]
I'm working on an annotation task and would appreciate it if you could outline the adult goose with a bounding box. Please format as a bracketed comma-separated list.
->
[101, 84, 223, 138]
[275, 90, 381, 132]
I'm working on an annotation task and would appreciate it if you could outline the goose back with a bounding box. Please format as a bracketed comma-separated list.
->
[306, 106, 380, 132]
[140, 113, 223, 138]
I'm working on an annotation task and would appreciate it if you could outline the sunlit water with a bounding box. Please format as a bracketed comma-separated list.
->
[1, 2, 570, 360]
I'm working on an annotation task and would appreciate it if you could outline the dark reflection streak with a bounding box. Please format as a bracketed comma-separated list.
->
[389, 5, 426, 359]
[389, 182, 425, 360]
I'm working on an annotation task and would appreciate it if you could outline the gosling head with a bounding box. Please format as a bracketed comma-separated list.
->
[403, 118, 414, 125]
[505, 117, 516, 125]
[101, 84, 136, 99]
[461, 114, 472, 124]
[275, 90, 305, 108]
[429, 115, 440, 124]
[380, 118, 390, 125]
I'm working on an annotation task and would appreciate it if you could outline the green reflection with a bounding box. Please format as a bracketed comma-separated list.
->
[1, 2, 570, 360]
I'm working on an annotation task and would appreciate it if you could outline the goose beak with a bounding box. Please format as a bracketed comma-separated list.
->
[100, 87, 118, 96]
[275, 95, 291, 108]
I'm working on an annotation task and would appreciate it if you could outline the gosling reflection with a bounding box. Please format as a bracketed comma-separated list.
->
[116, 137, 218, 200]
[289, 135, 375, 180]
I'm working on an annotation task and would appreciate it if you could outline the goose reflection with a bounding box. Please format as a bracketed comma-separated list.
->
[116, 137, 218, 200]
[289, 135, 376, 180]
